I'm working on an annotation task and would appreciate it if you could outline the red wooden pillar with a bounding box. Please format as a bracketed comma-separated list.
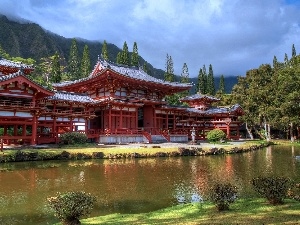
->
[85, 118, 89, 132]
[69, 104, 73, 132]
[22, 124, 26, 136]
[13, 125, 17, 144]
[4, 126, 8, 145]
[153, 107, 156, 129]
[30, 93, 37, 145]
[109, 106, 112, 131]
[120, 107, 123, 128]
[53, 116, 57, 143]
[14, 125, 17, 136]
[173, 114, 175, 131]
[226, 124, 230, 139]
[166, 112, 169, 130]
[22, 124, 26, 144]
[4, 126, 7, 136]
[31, 112, 37, 145]
[69, 117, 73, 132]
[135, 108, 138, 129]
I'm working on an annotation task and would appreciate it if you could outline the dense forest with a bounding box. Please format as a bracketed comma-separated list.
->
[0, 14, 237, 93]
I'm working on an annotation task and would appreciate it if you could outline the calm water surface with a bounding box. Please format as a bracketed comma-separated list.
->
[0, 145, 300, 225]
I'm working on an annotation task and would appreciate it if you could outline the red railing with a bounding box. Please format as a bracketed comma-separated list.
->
[141, 131, 152, 143]
[0, 100, 36, 108]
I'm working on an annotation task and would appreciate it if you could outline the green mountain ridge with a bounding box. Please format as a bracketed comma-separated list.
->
[0, 14, 238, 93]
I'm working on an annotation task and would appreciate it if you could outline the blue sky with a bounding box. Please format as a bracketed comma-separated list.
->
[0, 0, 300, 78]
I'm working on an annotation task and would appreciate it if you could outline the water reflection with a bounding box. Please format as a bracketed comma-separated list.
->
[0, 145, 299, 225]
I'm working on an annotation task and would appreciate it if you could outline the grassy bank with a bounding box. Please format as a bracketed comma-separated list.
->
[0, 141, 269, 163]
[54, 198, 300, 225]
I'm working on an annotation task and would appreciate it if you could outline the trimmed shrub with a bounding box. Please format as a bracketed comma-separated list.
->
[207, 129, 226, 143]
[252, 176, 294, 205]
[209, 182, 238, 211]
[60, 132, 88, 145]
[47, 191, 96, 225]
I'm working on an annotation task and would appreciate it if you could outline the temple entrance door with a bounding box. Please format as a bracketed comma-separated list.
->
[138, 108, 144, 128]
[142, 105, 154, 132]
[90, 111, 103, 130]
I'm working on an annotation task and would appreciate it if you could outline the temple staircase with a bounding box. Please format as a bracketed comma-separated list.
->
[151, 135, 168, 143]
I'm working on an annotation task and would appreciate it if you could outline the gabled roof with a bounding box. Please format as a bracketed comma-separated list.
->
[0, 56, 34, 74]
[0, 71, 22, 81]
[186, 104, 244, 115]
[0, 70, 54, 98]
[93, 58, 193, 88]
[53, 58, 193, 92]
[180, 93, 220, 102]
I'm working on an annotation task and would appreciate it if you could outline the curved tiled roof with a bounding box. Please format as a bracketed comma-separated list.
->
[0, 70, 23, 81]
[186, 104, 243, 115]
[54, 58, 193, 89]
[0, 70, 54, 98]
[98, 59, 192, 88]
[181, 93, 220, 102]
[0, 57, 34, 70]
[47, 91, 95, 103]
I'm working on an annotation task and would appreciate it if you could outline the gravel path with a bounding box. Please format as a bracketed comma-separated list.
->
[116, 141, 246, 149]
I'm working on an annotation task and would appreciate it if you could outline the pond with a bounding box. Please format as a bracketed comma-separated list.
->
[0, 145, 300, 225]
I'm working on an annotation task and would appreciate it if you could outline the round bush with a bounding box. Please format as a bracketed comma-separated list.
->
[208, 182, 238, 211]
[206, 129, 226, 143]
[252, 176, 294, 205]
[47, 191, 96, 225]
[60, 132, 88, 145]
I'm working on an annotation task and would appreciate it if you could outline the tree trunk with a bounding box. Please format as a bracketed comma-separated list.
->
[290, 122, 294, 142]
[263, 117, 270, 141]
[245, 123, 254, 140]
[267, 123, 271, 141]
[254, 127, 264, 139]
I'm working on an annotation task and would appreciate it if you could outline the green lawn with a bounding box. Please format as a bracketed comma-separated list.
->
[0, 140, 271, 163]
[54, 198, 300, 225]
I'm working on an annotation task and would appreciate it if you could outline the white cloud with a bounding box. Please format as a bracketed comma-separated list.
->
[0, 0, 299, 77]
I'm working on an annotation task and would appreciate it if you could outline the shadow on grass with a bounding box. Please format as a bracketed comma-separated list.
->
[80, 198, 300, 225]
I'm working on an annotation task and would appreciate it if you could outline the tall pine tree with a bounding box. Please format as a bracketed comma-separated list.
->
[81, 45, 91, 78]
[284, 53, 289, 66]
[102, 40, 109, 61]
[164, 54, 174, 82]
[180, 63, 190, 97]
[68, 38, 81, 80]
[50, 52, 61, 83]
[164, 54, 178, 105]
[197, 65, 207, 94]
[116, 52, 122, 64]
[207, 64, 215, 95]
[292, 44, 297, 58]
[143, 62, 149, 74]
[273, 55, 279, 69]
[120, 41, 130, 66]
[218, 74, 225, 94]
[181, 63, 189, 83]
[131, 42, 139, 67]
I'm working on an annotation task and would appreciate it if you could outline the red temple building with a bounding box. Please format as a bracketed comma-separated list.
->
[0, 56, 244, 146]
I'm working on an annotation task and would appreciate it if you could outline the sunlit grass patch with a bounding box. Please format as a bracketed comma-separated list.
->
[68, 198, 300, 225]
